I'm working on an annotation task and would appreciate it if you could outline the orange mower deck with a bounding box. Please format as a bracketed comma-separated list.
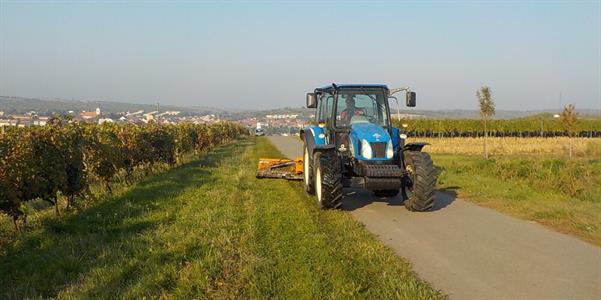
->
[256, 157, 304, 180]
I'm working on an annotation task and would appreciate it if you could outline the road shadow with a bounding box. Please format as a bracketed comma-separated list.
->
[341, 189, 400, 211]
[432, 186, 459, 211]
[342, 186, 459, 212]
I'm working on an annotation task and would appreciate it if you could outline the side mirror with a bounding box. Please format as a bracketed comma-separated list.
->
[306, 93, 317, 108]
[406, 91, 416, 107]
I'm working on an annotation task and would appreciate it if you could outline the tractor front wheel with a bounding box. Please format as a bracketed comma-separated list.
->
[402, 151, 436, 212]
[314, 151, 343, 209]
[303, 144, 315, 194]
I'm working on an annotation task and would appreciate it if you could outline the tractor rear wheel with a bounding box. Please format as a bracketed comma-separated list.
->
[313, 151, 343, 209]
[402, 151, 436, 212]
[303, 144, 315, 194]
[374, 190, 399, 197]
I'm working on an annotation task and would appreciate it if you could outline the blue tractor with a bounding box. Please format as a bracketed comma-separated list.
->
[300, 84, 437, 211]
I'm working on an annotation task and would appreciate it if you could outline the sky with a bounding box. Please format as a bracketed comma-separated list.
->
[0, 0, 600, 111]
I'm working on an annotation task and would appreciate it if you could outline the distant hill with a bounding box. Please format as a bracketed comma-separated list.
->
[232, 108, 601, 120]
[228, 107, 314, 120]
[398, 109, 600, 119]
[2, 95, 599, 120]
[0, 96, 230, 116]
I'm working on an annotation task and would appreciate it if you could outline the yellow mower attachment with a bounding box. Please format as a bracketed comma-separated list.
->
[256, 157, 304, 180]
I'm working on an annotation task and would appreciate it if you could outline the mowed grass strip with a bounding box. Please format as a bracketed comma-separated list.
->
[434, 154, 601, 246]
[0, 138, 442, 299]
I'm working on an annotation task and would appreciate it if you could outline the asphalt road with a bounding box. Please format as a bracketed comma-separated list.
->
[266, 135, 601, 300]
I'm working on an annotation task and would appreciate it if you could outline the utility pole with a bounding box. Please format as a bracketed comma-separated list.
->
[156, 102, 160, 120]
[559, 92, 562, 111]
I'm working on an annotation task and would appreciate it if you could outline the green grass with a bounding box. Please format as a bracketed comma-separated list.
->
[434, 154, 601, 246]
[0, 138, 442, 299]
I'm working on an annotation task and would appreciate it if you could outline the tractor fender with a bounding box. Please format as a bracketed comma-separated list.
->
[403, 142, 430, 152]
[301, 126, 332, 157]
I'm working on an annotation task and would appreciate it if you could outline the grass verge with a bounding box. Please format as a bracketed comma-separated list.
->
[1, 138, 442, 299]
[434, 154, 601, 246]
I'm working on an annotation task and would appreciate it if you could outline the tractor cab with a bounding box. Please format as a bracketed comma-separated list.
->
[307, 85, 397, 161]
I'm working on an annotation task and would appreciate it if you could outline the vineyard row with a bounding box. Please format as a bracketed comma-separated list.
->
[0, 119, 248, 228]
[392, 119, 601, 138]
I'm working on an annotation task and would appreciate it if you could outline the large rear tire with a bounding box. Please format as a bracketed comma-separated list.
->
[403, 151, 436, 212]
[303, 144, 315, 194]
[313, 151, 343, 209]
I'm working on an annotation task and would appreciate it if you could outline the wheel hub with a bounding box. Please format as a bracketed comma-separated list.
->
[315, 166, 322, 203]
[304, 150, 309, 185]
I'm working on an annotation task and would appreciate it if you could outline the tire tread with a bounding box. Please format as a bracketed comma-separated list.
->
[404, 151, 437, 212]
[315, 151, 343, 209]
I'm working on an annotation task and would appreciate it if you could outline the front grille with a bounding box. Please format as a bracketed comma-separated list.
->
[362, 164, 403, 177]
[371, 142, 386, 158]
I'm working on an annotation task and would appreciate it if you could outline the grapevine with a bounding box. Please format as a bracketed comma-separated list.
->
[0, 121, 247, 230]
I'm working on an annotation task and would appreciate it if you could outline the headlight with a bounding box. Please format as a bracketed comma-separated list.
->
[400, 133, 407, 139]
[361, 139, 372, 159]
[386, 140, 394, 159]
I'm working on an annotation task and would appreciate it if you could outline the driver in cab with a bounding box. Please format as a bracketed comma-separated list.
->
[339, 95, 366, 126]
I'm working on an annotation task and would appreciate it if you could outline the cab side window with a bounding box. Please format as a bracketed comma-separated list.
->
[317, 93, 334, 123]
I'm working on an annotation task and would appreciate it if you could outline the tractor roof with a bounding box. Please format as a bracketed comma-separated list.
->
[314, 84, 389, 93]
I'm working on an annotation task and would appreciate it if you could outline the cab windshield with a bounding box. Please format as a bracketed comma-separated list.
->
[335, 91, 389, 128]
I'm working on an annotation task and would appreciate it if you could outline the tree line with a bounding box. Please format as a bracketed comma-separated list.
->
[0, 119, 247, 230]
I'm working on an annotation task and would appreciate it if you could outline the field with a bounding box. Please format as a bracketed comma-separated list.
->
[410, 137, 601, 158]
[408, 137, 601, 245]
[2, 124, 600, 297]
[0, 138, 442, 299]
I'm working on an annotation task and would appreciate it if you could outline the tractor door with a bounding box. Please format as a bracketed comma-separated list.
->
[331, 93, 351, 155]
[317, 93, 335, 142]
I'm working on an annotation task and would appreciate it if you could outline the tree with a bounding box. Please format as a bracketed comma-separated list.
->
[560, 104, 578, 159]
[477, 86, 496, 158]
